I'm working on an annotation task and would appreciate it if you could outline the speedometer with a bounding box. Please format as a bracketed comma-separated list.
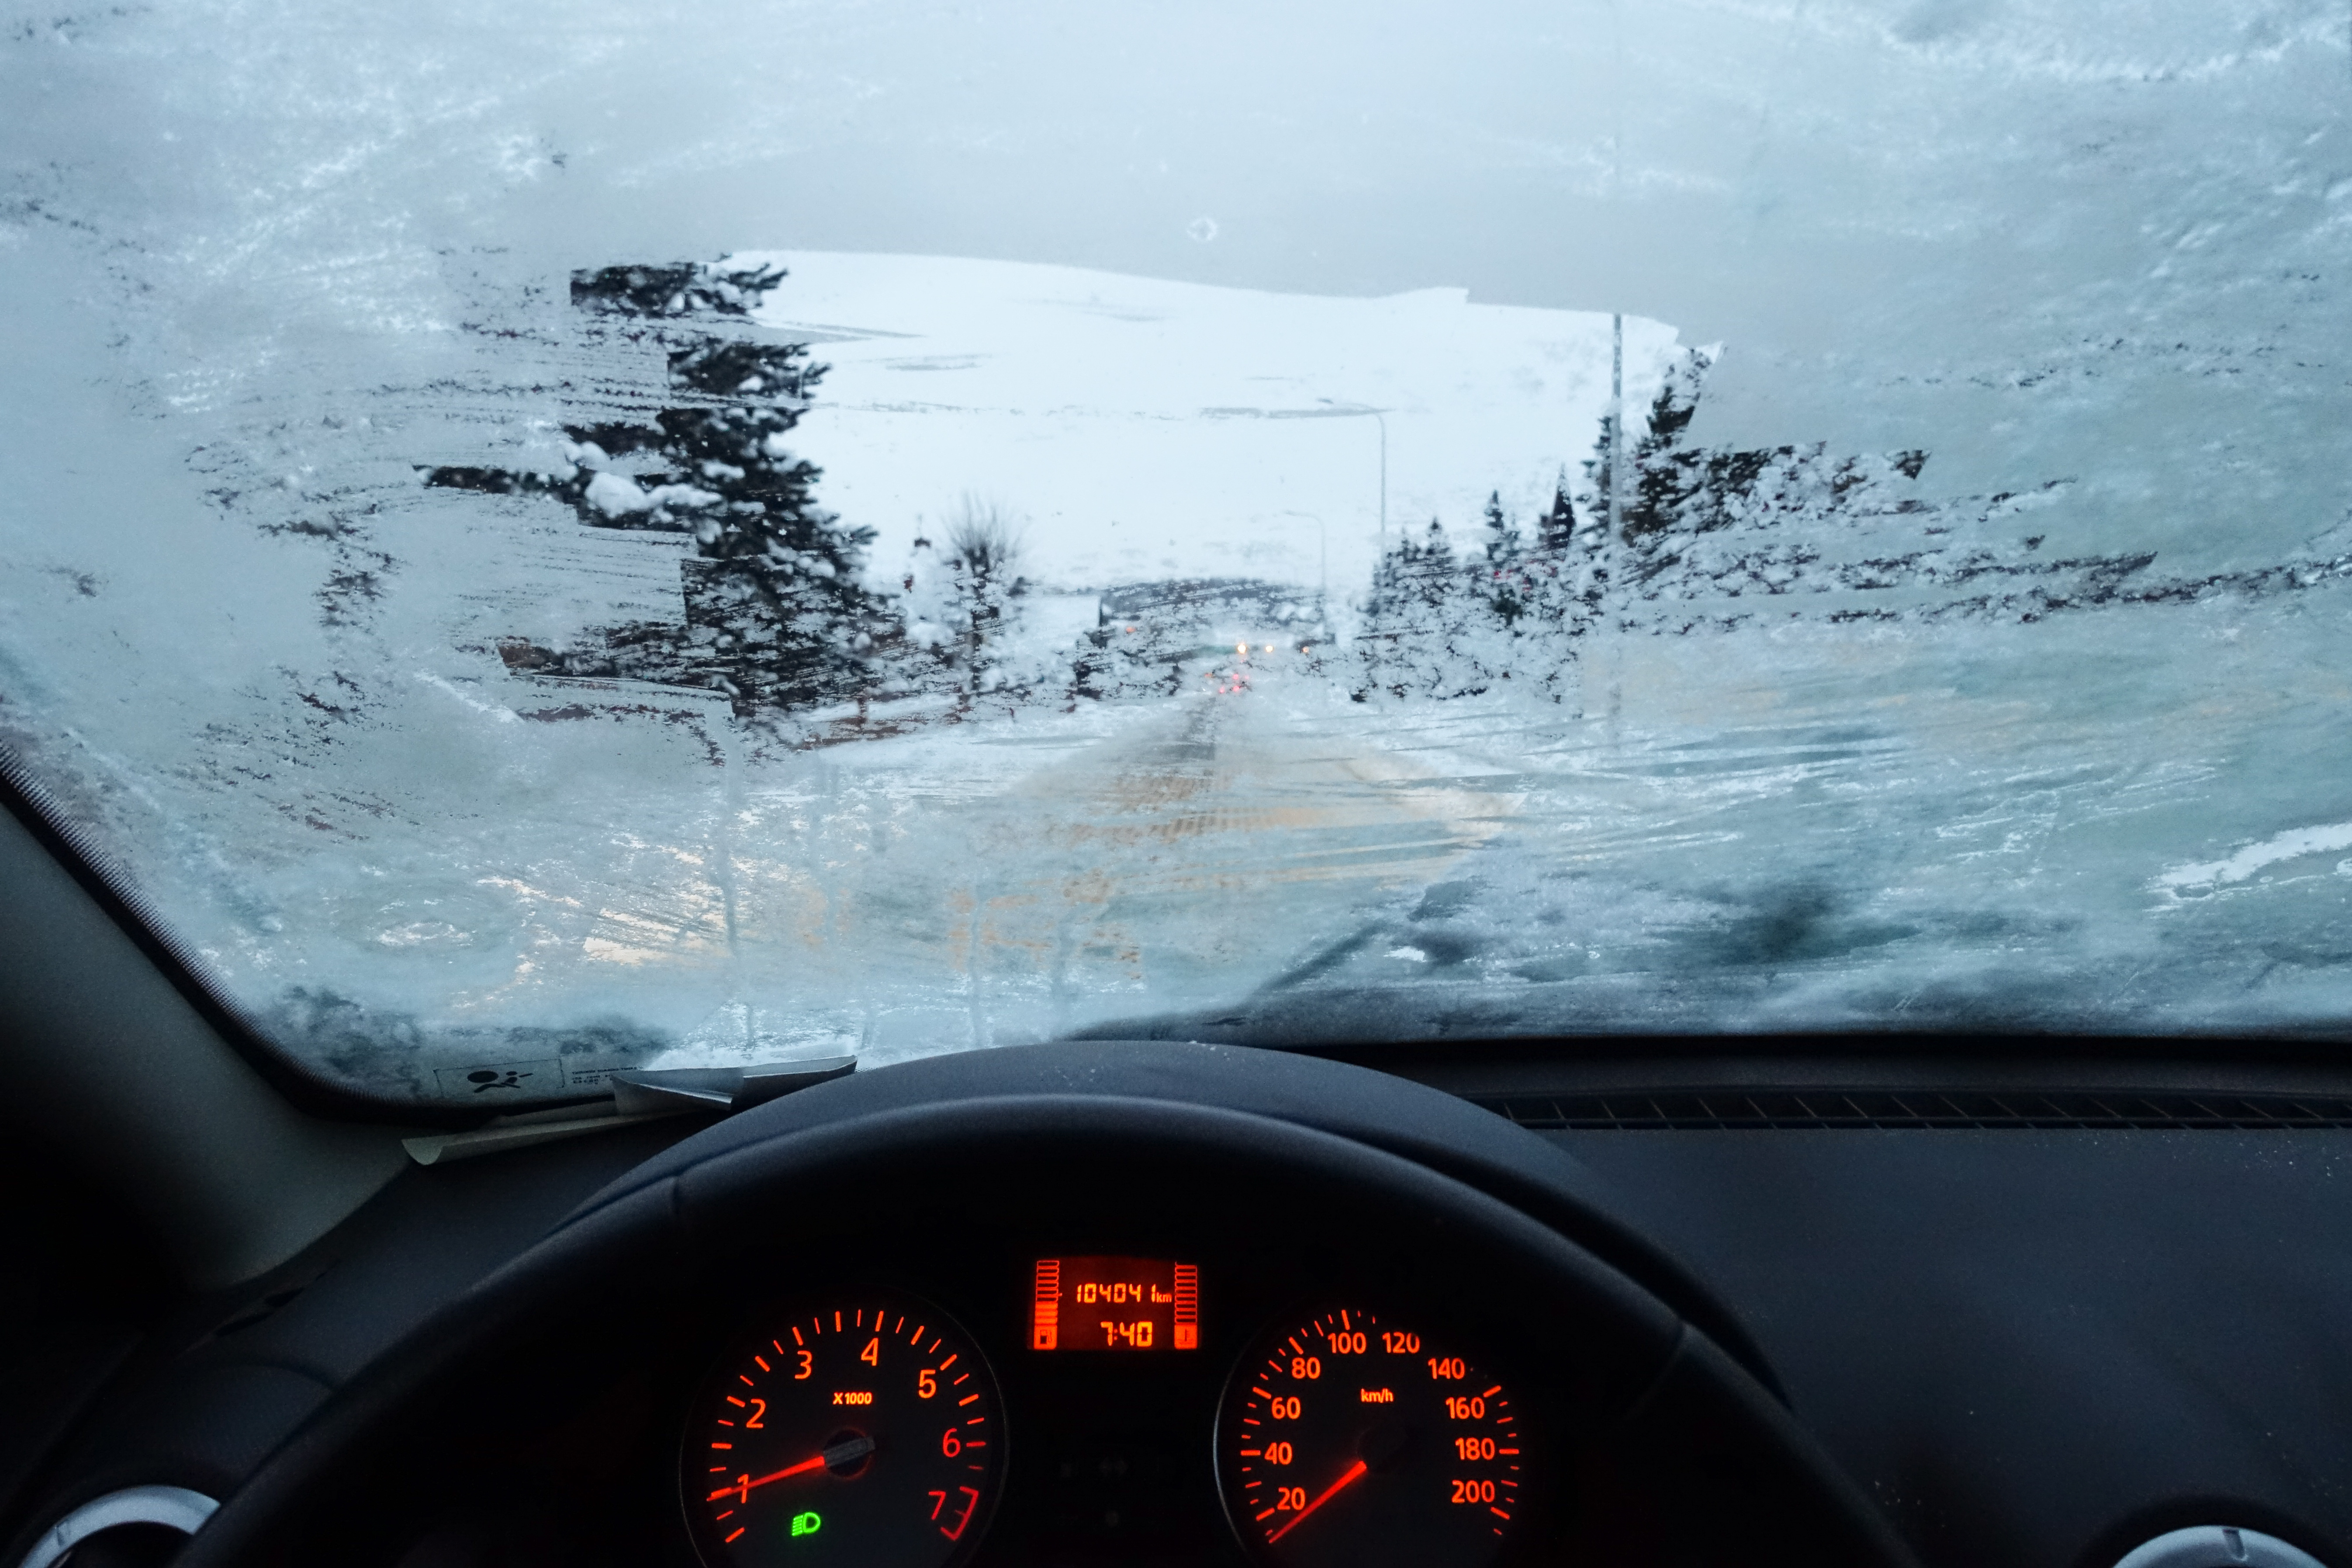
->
[1215, 1308, 1533, 1568]
[681, 1289, 1005, 1568]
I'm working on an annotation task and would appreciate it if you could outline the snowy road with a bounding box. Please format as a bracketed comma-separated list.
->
[703, 668, 1524, 1063]
[233, 591, 2352, 1097]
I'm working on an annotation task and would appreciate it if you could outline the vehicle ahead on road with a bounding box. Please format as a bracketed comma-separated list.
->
[1090, 579, 1330, 699]
[3, 3, 2349, 1567]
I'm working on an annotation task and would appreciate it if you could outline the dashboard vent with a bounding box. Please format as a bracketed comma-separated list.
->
[1473, 1089, 2352, 1131]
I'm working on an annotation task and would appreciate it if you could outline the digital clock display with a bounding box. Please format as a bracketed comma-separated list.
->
[1030, 1256, 1200, 1351]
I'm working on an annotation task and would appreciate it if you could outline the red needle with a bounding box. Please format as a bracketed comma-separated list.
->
[1265, 1458, 1370, 1543]
[708, 1454, 825, 1503]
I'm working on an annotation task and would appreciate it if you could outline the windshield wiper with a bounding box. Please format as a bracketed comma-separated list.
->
[401, 1056, 855, 1166]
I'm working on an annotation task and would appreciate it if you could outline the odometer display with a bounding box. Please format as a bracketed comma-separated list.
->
[1029, 1256, 1201, 1350]
[1216, 1308, 1530, 1568]
[682, 1291, 1005, 1568]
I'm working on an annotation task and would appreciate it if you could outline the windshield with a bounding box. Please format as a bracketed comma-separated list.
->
[3, 0, 2347, 1108]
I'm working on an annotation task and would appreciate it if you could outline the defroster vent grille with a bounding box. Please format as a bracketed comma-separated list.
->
[1472, 1089, 2352, 1131]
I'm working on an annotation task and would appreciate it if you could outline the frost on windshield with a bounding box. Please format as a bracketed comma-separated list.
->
[2, 0, 2349, 1105]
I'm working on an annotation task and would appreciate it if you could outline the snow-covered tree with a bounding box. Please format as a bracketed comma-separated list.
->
[1375, 518, 1457, 613]
[1622, 346, 1716, 543]
[626, 340, 889, 715]
[1478, 491, 1529, 626]
[1354, 519, 1498, 700]
[896, 496, 1032, 705]
[1520, 468, 1599, 649]
[1536, 472, 1577, 556]
[941, 496, 1026, 697]
[1581, 410, 1622, 544]
[570, 258, 789, 319]
[428, 266, 892, 718]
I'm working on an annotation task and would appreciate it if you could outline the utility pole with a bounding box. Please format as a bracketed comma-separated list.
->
[1609, 313, 1624, 544]
[1602, 312, 1626, 739]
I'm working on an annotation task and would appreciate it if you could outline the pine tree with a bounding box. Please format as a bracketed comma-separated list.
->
[570, 259, 789, 319]
[1354, 519, 1500, 700]
[651, 340, 889, 715]
[942, 496, 1025, 701]
[1412, 518, 1456, 606]
[1537, 472, 1577, 556]
[1621, 347, 1714, 541]
[429, 318, 891, 718]
[1519, 467, 1593, 645]
[1480, 492, 1519, 564]
[1582, 410, 1621, 542]
[1480, 491, 1527, 626]
[894, 498, 1031, 705]
[1643, 348, 1709, 447]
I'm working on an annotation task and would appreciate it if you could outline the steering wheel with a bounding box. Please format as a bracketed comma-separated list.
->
[173, 1042, 1920, 1568]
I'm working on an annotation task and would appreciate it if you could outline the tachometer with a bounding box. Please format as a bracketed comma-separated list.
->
[681, 1290, 1005, 1568]
[1215, 1308, 1531, 1568]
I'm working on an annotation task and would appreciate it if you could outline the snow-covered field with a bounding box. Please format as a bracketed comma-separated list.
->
[751, 251, 1678, 613]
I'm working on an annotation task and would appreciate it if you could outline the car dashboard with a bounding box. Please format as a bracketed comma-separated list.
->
[153, 1045, 1880, 1568]
[379, 1209, 1590, 1568]
[7, 1040, 2352, 1568]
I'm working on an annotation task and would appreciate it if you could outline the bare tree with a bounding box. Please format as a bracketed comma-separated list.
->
[942, 495, 1026, 696]
[944, 494, 1023, 581]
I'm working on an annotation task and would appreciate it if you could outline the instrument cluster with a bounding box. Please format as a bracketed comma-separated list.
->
[678, 1256, 1548, 1568]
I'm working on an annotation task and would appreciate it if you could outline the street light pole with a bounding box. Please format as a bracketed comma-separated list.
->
[1609, 313, 1623, 544]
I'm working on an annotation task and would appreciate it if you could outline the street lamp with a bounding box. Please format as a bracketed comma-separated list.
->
[1315, 398, 1387, 546]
